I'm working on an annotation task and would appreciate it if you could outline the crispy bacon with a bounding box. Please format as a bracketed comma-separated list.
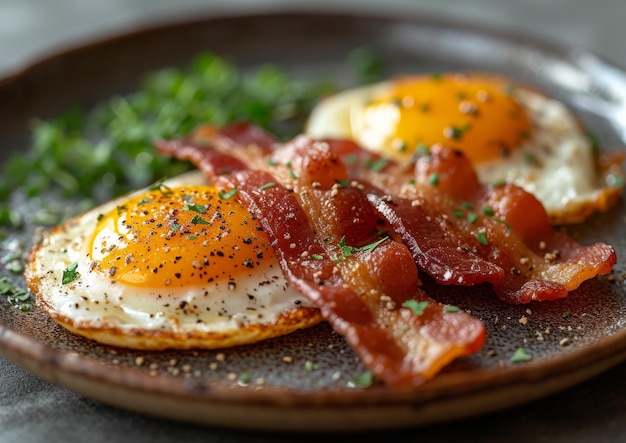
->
[157, 122, 616, 385]
[326, 139, 617, 304]
[157, 127, 486, 387]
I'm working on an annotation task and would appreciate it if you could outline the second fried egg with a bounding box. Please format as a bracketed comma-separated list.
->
[306, 73, 624, 224]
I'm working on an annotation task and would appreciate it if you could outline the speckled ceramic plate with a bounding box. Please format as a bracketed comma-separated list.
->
[2, 8, 626, 432]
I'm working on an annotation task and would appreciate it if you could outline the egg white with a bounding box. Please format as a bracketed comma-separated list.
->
[306, 79, 623, 224]
[25, 172, 321, 350]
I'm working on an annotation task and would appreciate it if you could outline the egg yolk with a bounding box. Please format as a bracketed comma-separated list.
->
[89, 185, 274, 288]
[358, 74, 532, 164]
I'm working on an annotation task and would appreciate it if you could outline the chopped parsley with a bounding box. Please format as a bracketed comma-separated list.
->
[218, 189, 238, 199]
[365, 158, 390, 173]
[183, 203, 208, 213]
[0, 277, 32, 311]
[258, 182, 276, 190]
[62, 262, 80, 285]
[445, 123, 471, 140]
[562, 310, 571, 318]
[0, 52, 337, 205]
[428, 173, 440, 186]
[444, 305, 461, 313]
[148, 177, 174, 196]
[402, 299, 429, 316]
[349, 371, 373, 389]
[475, 231, 489, 246]
[191, 215, 210, 225]
[510, 347, 533, 363]
[338, 236, 388, 259]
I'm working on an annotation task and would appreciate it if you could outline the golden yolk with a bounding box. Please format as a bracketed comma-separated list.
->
[363, 74, 532, 164]
[89, 185, 274, 288]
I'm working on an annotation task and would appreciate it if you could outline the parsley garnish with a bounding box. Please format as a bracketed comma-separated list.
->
[258, 182, 276, 190]
[0, 52, 336, 205]
[562, 310, 571, 318]
[338, 236, 388, 258]
[304, 361, 318, 372]
[402, 299, 429, 316]
[137, 197, 153, 206]
[191, 215, 210, 225]
[366, 158, 390, 173]
[218, 189, 238, 199]
[475, 231, 489, 246]
[444, 305, 461, 313]
[184, 203, 207, 213]
[310, 254, 324, 260]
[0, 277, 32, 311]
[62, 262, 80, 285]
[415, 142, 430, 156]
[286, 162, 298, 180]
[148, 177, 174, 196]
[467, 212, 478, 224]
[349, 371, 373, 389]
[510, 347, 532, 363]
[428, 173, 440, 186]
[445, 124, 471, 140]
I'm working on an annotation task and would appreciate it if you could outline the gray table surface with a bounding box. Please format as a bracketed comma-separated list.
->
[2, 1, 626, 442]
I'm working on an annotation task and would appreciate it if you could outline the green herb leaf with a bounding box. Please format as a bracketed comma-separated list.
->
[482, 206, 495, 216]
[62, 262, 80, 285]
[402, 299, 429, 316]
[444, 305, 461, 313]
[183, 204, 207, 213]
[350, 371, 373, 389]
[475, 231, 489, 246]
[191, 215, 210, 225]
[149, 177, 174, 196]
[218, 189, 238, 199]
[562, 310, 571, 318]
[467, 212, 478, 224]
[510, 347, 532, 363]
[366, 158, 390, 173]
[428, 173, 440, 186]
[258, 182, 276, 190]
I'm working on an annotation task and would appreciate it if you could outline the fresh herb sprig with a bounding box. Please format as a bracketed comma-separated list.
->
[0, 53, 336, 206]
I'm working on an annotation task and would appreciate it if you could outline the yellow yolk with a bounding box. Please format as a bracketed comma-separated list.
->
[89, 185, 272, 289]
[360, 74, 532, 164]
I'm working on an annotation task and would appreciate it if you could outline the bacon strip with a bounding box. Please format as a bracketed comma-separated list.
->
[328, 139, 616, 304]
[157, 128, 486, 387]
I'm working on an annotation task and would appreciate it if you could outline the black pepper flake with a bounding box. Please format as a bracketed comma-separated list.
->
[175, 273, 182, 279]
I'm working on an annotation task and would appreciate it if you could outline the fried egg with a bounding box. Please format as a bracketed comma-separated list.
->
[306, 73, 624, 224]
[25, 172, 321, 350]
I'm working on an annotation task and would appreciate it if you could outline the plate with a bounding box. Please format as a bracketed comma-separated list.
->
[1, 9, 626, 432]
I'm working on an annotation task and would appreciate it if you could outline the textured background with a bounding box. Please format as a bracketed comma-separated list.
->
[1, 1, 626, 442]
